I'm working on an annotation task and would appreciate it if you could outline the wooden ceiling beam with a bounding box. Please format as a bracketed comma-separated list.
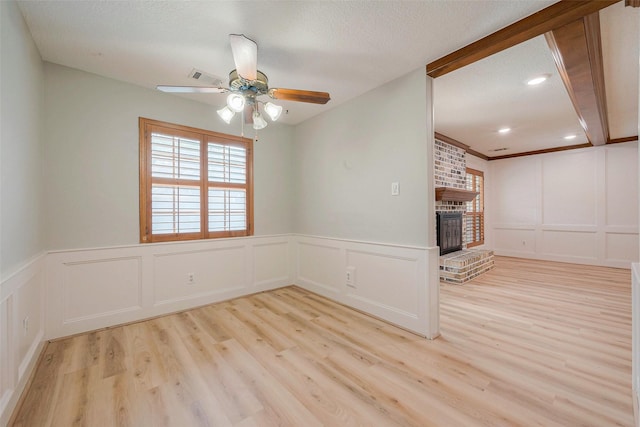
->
[426, 0, 619, 78]
[625, 0, 640, 7]
[545, 13, 609, 145]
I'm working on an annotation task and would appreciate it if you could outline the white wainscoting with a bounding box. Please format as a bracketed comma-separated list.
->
[633, 263, 640, 427]
[293, 235, 440, 339]
[46, 235, 293, 339]
[0, 253, 46, 427]
[490, 143, 639, 268]
[1, 233, 439, 423]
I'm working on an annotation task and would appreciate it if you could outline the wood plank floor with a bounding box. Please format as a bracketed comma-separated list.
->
[10, 256, 633, 426]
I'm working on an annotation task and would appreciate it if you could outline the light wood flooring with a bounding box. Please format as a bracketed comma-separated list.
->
[10, 256, 634, 426]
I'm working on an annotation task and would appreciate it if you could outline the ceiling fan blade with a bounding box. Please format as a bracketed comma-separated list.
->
[268, 88, 331, 104]
[157, 85, 228, 94]
[229, 34, 257, 81]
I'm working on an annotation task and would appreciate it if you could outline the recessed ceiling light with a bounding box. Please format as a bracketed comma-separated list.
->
[498, 127, 511, 134]
[527, 75, 548, 86]
[564, 134, 577, 140]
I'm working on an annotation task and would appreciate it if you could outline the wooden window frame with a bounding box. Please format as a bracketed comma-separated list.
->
[139, 117, 253, 243]
[465, 167, 484, 248]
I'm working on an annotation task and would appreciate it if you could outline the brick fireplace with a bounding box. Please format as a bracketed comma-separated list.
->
[434, 138, 494, 283]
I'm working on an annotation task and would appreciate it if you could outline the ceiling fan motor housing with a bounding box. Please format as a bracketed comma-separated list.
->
[229, 69, 269, 98]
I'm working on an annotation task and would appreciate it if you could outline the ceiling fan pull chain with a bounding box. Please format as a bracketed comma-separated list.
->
[241, 108, 245, 137]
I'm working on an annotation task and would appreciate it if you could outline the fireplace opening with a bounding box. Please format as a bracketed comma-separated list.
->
[437, 212, 463, 256]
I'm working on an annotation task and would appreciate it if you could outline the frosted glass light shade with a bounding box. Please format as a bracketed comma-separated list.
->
[264, 102, 283, 121]
[217, 106, 235, 124]
[226, 93, 246, 112]
[252, 111, 268, 130]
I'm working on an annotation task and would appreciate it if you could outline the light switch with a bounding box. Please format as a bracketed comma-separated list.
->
[391, 182, 400, 196]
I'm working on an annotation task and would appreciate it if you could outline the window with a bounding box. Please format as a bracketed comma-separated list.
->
[465, 168, 484, 248]
[139, 118, 253, 243]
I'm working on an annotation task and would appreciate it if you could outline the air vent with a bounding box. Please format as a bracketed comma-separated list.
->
[188, 68, 224, 86]
[490, 147, 509, 152]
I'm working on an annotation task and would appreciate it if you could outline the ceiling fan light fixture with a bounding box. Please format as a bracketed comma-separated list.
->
[217, 106, 235, 124]
[264, 102, 283, 121]
[252, 111, 268, 130]
[226, 93, 246, 112]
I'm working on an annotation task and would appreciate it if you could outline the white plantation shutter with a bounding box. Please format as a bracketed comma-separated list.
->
[207, 141, 249, 234]
[140, 118, 253, 243]
[465, 168, 484, 247]
[151, 184, 201, 234]
[150, 131, 202, 235]
[208, 188, 247, 232]
[151, 133, 201, 180]
[208, 143, 246, 184]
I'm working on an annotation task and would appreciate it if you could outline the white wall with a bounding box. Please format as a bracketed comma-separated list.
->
[633, 264, 640, 427]
[633, 15, 640, 427]
[46, 235, 292, 339]
[1, 13, 441, 423]
[293, 67, 431, 247]
[44, 63, 294, 250]
[1, 1, 45, 278]
[291, 68, 439, 338]
[490, 142, 639, 268]
[0, 1, 47, 425]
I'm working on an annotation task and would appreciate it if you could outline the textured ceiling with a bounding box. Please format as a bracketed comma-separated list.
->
[435, 2, 639, 157]
[16, 1, 637, 155]
[17, 0, 556, 125]
[435, 35, 587, 156]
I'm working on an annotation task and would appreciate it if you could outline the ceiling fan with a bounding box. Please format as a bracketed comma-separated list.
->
[157, 34, 331, 130]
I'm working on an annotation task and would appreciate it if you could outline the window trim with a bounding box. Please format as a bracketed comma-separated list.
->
[465, 167, 484, 248]
[139, 117, 253, 243]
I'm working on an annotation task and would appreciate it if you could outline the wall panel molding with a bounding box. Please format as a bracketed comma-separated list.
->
[490, 143, 638, 268]
[62, 256, 142, 323]
[46, 235, 293, 339]
[0, 254, 46, 427]
[293, 235, 439, 338]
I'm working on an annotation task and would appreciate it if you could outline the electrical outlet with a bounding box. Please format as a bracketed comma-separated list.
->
[391, 182, 400, 196]
[187, 273, 195, 284]
[23, 316, 29, 336]
[346, 267, 356, 288]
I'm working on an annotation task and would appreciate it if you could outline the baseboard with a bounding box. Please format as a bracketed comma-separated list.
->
[292, 234, 440, 338]
[0, 253, 47, 427]
[45, 235, 293, 339]
[2, 340, 46, 427]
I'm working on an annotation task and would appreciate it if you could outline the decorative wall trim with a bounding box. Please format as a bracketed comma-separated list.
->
[632, 263, 640, 427]
[608, 135, 638, 144]
[434, 132, 488, 161]
[293, 234, 439, 339]
[46, 235, 293, 339]
[488, 143, 593, 161]
[0, 253, 47, 427]
[490, 143, 638, 269]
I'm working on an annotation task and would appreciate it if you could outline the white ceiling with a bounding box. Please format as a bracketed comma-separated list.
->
[17, 0, 557, 126]
[435, 35, 588, 155]
[16, 1, 636, 156]
[435, 1, 639, 157]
